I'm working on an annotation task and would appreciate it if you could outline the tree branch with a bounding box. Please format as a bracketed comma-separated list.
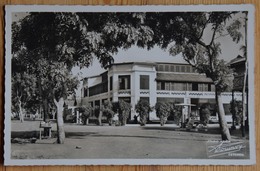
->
[183, 57, 196, 67]
[214, 33, 229, 40]
[209, 24, 219, 46]
[53, 97, 58, 106]
[198, 17, 211, 40]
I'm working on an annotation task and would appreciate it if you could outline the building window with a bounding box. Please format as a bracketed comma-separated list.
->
[140, 75, 149, 90]
[170, 82, 174, 90]
[119, 75, 131, 90]
[157, 82, 161, 90]
[172, 83, 185, 91]
[110, 76, 113, 91]
[158, 65, 164, 71]
[161, 82, 165, 90]
[170, 65, 175, 72]
[192, 83, 198, 91]
[211, 84, 215, 92]
[186, 66, 191, 73]
[198, 83, 209, 91]
[89, 82, 108, 96]
[84, 87, 88, 97]
[165, 65, 170, 72]
[181, 66, 185, 72]
[203, 84, 208, 91]
[165, 82, 170, 90]
[183, 83, 187, 91]
[176, 65, 180, 72]
[187, 83, 192, 91]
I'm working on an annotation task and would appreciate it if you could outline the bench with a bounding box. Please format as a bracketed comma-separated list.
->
[39, 122, 52, 140]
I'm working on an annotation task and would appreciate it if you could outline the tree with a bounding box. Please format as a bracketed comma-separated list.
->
[13, 12, 153, 143]
[227, 12, 248, 136]
[50, 62, 80, 143]
[155, 102, 173, 126]
[11, 72, 38, 122]
[13, 11, 243, 142]
[142, 12, 243, 140]
[135, 100, 153, 126]
[11, 27, 40, 122]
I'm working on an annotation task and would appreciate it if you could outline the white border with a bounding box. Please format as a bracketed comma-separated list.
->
[4, 4, 256, 166]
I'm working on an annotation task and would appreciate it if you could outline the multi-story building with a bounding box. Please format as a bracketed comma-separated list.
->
[80, 61, 242, 123]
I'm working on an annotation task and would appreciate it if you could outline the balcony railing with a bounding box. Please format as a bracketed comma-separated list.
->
[140, 90, 150, 95]
[118, 89, 131, 95]
[156, 90, 242, 98]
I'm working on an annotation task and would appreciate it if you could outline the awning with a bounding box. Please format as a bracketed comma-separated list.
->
[156, 73, 213, 83]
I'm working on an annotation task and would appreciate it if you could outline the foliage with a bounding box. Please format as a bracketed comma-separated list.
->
[12, 12, 156, 142]
[12, 11, 244, 141]
[227, 19, 243, 43]
[135, 100, 153, 126]
[11, 72, 39, 122]
[230, 100, 243, 125]
[199, 103, 211, 126]
[101, 101, 115, 125]
[78, 105, 93, 125]
[144, 12, 236, 92]
[114, 100, 131, 126]
[142, 12, 243, 140]
[155, 102, 173, 126]
[173, 106, 182, 125]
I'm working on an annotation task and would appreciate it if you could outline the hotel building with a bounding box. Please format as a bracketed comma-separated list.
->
[80, 61, 242, 123]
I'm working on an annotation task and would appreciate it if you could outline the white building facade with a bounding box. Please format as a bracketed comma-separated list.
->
[81, 62, 242, 123]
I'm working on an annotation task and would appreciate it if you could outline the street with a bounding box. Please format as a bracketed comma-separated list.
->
[11, 121, 249, 159]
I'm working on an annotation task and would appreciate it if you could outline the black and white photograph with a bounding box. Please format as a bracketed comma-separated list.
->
[4, 5, 255, 165]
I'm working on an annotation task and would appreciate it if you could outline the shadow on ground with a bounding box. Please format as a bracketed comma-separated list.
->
[141, 126, 249, 139]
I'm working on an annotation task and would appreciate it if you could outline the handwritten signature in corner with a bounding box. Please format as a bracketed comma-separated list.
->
[207, 141, 246, 157]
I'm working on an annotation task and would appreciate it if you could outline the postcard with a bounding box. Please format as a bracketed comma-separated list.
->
[4, 4, 255, 165]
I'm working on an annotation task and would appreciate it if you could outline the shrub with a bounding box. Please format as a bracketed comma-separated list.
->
[173, 106, 182, 125]
[78, 105, 92, 125]
[155, 102, 173, 126]
[135, 100, 153, 126]
[116, 100, 131, 126]
[230, 100, 243, 125]
[199, 103, 211, 126]
[101, 101, 115, 126]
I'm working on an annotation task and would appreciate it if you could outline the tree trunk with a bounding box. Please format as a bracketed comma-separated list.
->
[122, 112, 127, 126]
[98, 111, 103, 125]
[18, 99, 24, 123]
[216, 92, 231, 141]
[43, 98, 49, 122]
[160, 116, 166, 126]
[54, 97, 65, 144]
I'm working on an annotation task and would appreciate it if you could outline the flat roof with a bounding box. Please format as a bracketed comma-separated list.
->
[110, 61, 190, 66]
